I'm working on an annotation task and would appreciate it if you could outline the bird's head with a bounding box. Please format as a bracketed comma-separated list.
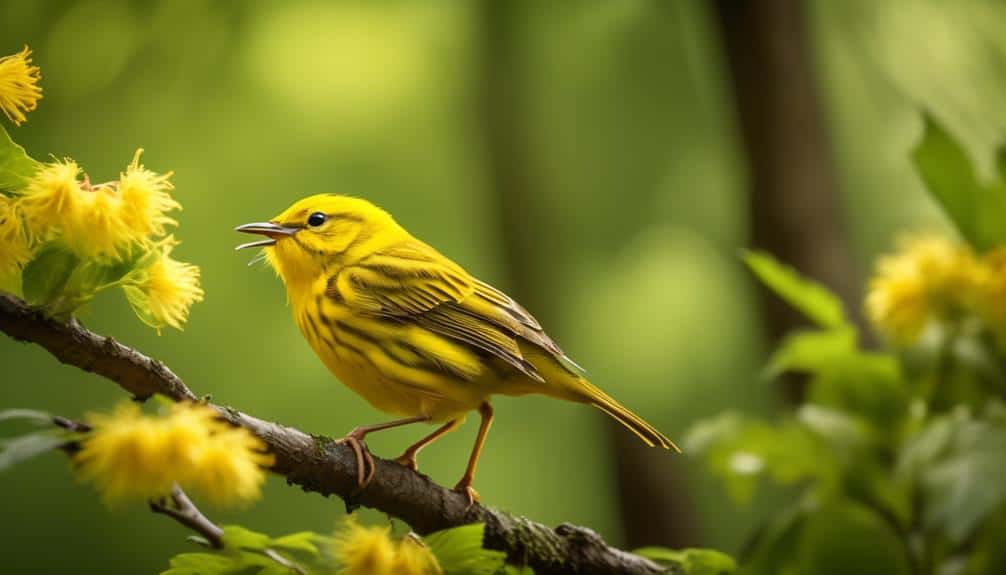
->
[236, 194, 406, 291]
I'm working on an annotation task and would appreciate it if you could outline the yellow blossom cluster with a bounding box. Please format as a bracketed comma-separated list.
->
[866, 234, 1006, 344]
[0, 46, 201, 330]
[0, 46, 42, 126]
[332, 517, 442, 575]
[123, 237, 204, 331]
[75, 402, 274, 507]
[18, 151, 180, 261]
[0, 195, 31, 279]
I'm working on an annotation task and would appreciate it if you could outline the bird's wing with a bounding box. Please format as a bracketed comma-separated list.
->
[329, 240, 475, 315]
[330, 241, 579, 383]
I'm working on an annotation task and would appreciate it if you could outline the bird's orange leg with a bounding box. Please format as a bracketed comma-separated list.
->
[394, 418, 463, 471]
[453, 402, 494, 506]
[339, 415, 429, 488]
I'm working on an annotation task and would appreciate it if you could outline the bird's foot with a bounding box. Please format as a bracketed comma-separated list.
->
[336, 432, 376, 488]
[452, 480, 480, 507]
[393, 452, 419, 472]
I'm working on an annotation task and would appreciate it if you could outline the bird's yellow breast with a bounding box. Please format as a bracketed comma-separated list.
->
[292, 288, 489, 421]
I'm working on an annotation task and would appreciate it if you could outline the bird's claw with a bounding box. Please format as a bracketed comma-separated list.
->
[394, 452, 419, 472]
[336, 434, 376, 488]
[453, 481, 480, 507]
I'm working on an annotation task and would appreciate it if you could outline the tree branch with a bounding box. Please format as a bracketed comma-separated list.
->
[150, 484, 225, 549]
[0, 292, 674, 575]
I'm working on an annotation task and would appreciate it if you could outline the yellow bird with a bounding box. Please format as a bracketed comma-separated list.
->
[236, 195, 678, 503]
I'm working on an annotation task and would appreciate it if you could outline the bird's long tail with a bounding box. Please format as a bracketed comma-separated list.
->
[577, 378, 681, 452]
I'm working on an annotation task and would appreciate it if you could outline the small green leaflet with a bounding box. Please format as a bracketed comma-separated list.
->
[0, 409, 54, 425]
[743, 251, 847, 329]
[0, 433, 65, 472]
[0, 124, 39, 193]
[635, 547, 736, 575]
[911, 114, 1006, 252]
[21, 245, 80, 308]
[425, 523, 507, 575]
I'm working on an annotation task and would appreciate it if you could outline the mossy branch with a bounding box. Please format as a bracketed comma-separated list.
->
[0, 292, 674, 575]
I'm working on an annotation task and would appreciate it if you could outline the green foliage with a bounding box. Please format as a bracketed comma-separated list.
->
[0, 432, 66, 471]
[162, 525, 327, 575]
[897, 402, 1006, 543]
[635, 547, 737, 575]
[743, 250, 847, 329]
[744, 500, 911, 575]
[693, 231, 1006, 574]
[912, 114, 1006, 251]
[160, 522, 518, 575]
[0, 125, 38, 194]
[0, 409, 71, 472]
[423, 523, 507, 575]
[21, 245, 81, 308]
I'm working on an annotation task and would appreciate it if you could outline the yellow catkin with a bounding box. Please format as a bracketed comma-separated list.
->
[126, 238, 204, 330]
[332, 518, 397, 575]
[393, 537, 442, 575]
[75, 402, 271, 507]
[0, 196, 32, 277]
[118, 149, 179, 239]
[0, 46, 42, 126]
[19, 159, 83, 242]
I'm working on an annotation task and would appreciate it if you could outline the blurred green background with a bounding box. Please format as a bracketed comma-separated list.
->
[2, 0, 1006, 573]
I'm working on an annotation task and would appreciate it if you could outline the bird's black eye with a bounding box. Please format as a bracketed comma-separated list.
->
[307, 212, 327, 227]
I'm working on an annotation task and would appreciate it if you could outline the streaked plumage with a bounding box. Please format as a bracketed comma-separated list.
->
[237, 194, 677, 502]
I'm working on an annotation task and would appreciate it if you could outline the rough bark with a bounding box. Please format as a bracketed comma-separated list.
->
[0, 292, 675, 575]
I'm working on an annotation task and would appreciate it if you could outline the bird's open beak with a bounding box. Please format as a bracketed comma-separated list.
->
[234, 222, 299, 250]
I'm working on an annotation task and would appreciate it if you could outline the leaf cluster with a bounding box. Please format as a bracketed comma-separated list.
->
[686, 116, 1006, 575]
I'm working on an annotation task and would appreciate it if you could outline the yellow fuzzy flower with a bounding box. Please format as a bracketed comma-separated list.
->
[75, 402, 271, 506]
[124, 238, 204, 331]
[118, 149, 179, 239]
[184, 424, 274, 507]
[59, 184, 135, 260]
[331, 518, 442, 575]
[19, 159, 83, 241]
[865, 235, 982, 344]
[0, 46, 42, 126]
[0, 196, 32, 278]
[976, 247, 1006, 339]
[332, 518, 397, 575]
[394, 537, 442, 575]
[76, 403, 213, 504]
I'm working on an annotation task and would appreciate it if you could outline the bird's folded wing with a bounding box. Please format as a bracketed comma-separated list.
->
[330, 241, 580, 383]
[329, 240, 475, 315]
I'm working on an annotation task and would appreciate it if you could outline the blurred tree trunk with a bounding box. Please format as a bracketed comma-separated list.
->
[714, 0, 862, 402]
[476, 0, 698, 550]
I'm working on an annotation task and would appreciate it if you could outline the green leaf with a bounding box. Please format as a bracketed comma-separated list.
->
[0, 409, 53, 425]
[795, 501, 912, 575]
[766, 328, 857, 378]
[0, 432, 64, 471]
[767, 326, 908, 429]
[743, 251, 846, 328]
[0, 124, 39, 193]
[911, 114, 1006, 251]
[744, 501, 911, 575]
[795, 405, 874, 457]
[222, 525, 272, 551]
[634, 547, 735, 574]
[21, 245, 80, 308]
[424, 524, 506, 575]
[898, 404, 1006, 542]
[683, 412, 836, 503]
[160, 552, 236, 575]
[270, 531, 325, 556]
